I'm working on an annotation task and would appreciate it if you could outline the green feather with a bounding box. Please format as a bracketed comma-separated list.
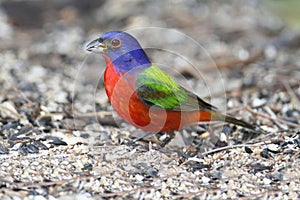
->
[136, 64, 215, 111]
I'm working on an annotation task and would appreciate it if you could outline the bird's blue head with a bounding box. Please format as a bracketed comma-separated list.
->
[86, 31, 151, 73]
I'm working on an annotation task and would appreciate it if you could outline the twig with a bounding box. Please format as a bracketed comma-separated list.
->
[180, 142, 267, 167]
[7, 174, 99, 188]
[200, 143, 265, 156]
[11, 85, 34, 106]
[282, 80, 300, 108]
[245, 106, 300, 128]
[73, 111, 113, 118]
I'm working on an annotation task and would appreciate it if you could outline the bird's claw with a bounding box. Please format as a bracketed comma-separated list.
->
[160, 131, 176, 148]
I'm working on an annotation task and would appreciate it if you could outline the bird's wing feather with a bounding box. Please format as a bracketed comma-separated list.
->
[136, 64, 216, 111]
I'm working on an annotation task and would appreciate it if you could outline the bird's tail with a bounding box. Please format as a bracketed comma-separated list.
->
[210, 111, 262, 134]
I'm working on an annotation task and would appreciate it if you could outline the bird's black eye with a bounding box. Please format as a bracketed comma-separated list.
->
[111, 38, 121, 48]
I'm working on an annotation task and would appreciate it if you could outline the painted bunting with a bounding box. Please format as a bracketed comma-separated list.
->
[86, 31, 259, 146]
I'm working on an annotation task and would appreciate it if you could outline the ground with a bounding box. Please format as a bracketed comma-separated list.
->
[0, 0, 300, 199]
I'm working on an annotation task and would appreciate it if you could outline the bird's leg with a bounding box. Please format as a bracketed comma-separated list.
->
[126, 132, 153, 146]
[160, 131, 176, 148]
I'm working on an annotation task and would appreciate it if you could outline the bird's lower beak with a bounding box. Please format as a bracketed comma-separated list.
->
[86, 39, 106, 53]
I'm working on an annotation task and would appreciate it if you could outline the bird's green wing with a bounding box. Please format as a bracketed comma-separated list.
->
[135, 64, 215, 111]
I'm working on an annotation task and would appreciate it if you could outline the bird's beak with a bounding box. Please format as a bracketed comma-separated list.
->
[86, 39, 106, 53]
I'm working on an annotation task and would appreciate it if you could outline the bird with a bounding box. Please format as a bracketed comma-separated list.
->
[86, 31, 260, 147]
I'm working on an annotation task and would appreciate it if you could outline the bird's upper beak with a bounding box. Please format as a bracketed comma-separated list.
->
[86, 39, 106, 53]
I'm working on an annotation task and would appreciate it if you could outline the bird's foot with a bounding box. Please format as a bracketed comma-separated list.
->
[160, 131, 176, 148]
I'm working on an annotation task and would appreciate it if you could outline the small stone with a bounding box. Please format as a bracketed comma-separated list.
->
[227, 189, 236, 198]
[31, 195, 46, 200]
[27, 143, 39, 153]
[45, 136, 67, 146]
[252, 98, 267, 108]
[263, 177, 272, 185]
[147, 168, 158, 177]
[161, 188, 170, 197]
[22, 171, 29, 178]
[33, 140, 49, 150]
[18, 144, 28, 156]
[135, 174, 144, 182]
[100, 177, 107, 185]
[260, 149, 273, 159]
[201, 176, 210, 185]
[219, 132, 227, 142]
[112, 180, 120, 189]
[178, 182, 186, 191]
[83, 163, 93, 170]
[166, 178, 175, 188]
[267, 144, 280, 153]
[52, 170, 59, 178]
[244, 146, 253, 154]
[0, 142, 9, 154]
